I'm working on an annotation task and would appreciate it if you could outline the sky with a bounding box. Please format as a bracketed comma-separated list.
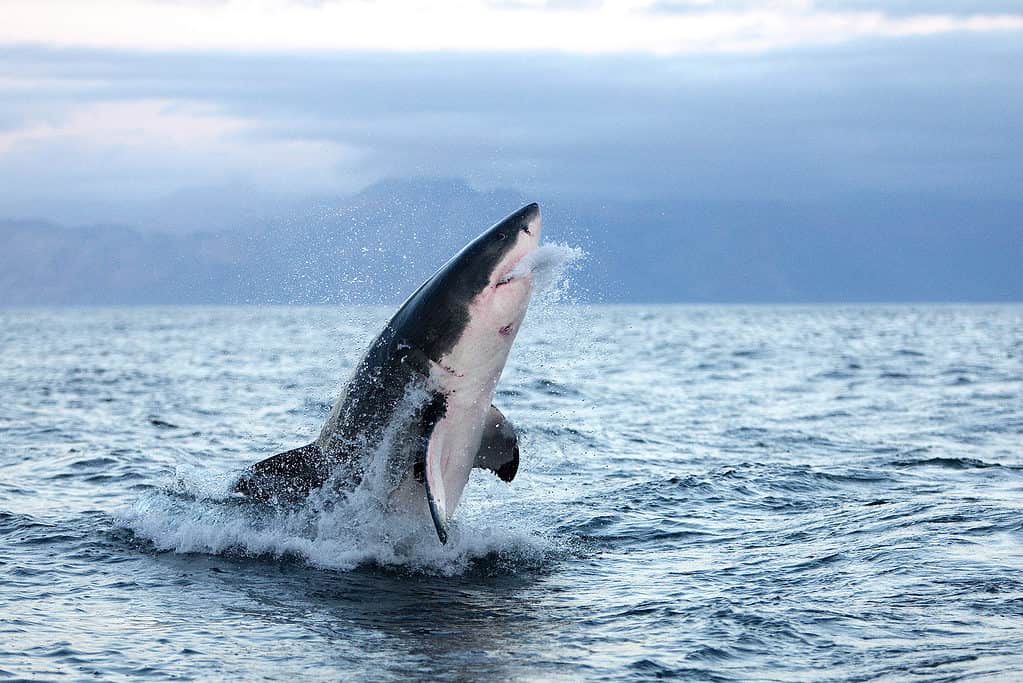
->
[0, 0, 1021, 227]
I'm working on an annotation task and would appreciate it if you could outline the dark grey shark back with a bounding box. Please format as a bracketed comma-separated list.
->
[231, 204, 537, 503]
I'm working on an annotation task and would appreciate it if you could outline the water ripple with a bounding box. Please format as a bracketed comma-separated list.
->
[1, 304, 1022, 680]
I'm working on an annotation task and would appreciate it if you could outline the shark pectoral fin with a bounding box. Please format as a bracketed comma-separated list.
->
[424, 472, 449, 544]
[232, 442, 329, 501]
[418, 391, 450, 544]
[474, 405, 520, 483]
[423, 431, 450, 544]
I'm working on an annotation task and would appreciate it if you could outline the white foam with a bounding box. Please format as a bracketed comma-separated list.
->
[117, 465, 556, 576]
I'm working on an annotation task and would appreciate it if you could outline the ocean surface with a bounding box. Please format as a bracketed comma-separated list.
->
[2, 303, 1022, 681]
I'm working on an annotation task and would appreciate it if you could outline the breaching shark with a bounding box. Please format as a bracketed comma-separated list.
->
[233, 203, 542, 543]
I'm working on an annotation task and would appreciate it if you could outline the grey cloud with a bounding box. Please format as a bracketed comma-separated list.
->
[0, 33, 1021, 217]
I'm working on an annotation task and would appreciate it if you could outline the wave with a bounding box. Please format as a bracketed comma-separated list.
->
[116, 463, 559, 577]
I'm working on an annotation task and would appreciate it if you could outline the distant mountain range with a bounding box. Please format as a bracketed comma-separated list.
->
[2, 178, 1021, 305]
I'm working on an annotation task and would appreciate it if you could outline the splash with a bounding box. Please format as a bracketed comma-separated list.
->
[118, 468, 557, 576]
[118, 369, 562, 575]
[117, 240, 587, 576]
[118, 378, 561, 576]
[509, 242, 586, 296]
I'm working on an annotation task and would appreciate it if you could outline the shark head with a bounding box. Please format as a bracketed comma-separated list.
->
[390, 202, 542, 365]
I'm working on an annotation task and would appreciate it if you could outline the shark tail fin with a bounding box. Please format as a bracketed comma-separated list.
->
[232, 442, 330, 502]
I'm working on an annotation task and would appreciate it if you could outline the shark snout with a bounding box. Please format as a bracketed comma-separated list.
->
[520, 203, 541, 237]
[493, 205, 542, 287]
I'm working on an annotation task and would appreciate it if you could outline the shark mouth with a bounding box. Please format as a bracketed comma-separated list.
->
[498, 243, 584, 291]
[496, 247, 539, 287]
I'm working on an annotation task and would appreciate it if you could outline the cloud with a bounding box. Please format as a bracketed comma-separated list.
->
[0, 93, 365, 211]
[651, 1, 800, 13]
[0, 32, 1020, 222]
[814, 1, 1023, 17]
[653, 0, 1023, 16]
[1, 0, 1021, 54]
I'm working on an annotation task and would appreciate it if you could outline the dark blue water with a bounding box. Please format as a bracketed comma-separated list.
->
[2, 304, 1022, 681]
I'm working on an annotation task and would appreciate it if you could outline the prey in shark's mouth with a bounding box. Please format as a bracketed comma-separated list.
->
[233, 203, 543, 543]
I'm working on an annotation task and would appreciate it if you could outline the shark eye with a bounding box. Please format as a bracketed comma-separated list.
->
[496, 232, 507, 240]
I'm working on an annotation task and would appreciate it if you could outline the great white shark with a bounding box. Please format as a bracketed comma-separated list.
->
[233, 203, 542, 543]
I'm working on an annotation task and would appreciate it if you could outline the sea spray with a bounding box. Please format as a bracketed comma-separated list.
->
[118, 476, 557, 575]
[119, 378, 563, 575]
[511, 242, 586, 298]
[119, 240, 586, 576]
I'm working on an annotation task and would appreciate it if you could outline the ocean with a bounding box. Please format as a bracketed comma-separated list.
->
[2, 303, 1022, 681]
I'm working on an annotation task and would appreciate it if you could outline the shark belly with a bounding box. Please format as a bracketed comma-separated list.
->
[423, 277, 532, 539]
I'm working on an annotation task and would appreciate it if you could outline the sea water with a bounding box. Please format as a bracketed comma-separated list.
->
[1, 303, 1022, 680]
